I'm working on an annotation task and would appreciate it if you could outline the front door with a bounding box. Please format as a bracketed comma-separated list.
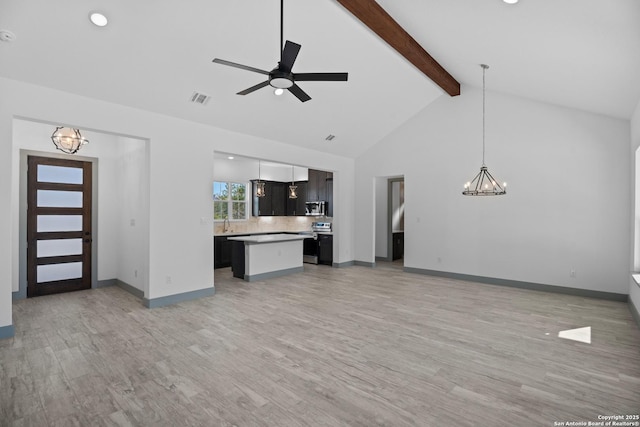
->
[27, 156, 92, 297]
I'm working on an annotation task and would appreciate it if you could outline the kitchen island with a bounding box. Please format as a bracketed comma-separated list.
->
[227, 234, 307, 282]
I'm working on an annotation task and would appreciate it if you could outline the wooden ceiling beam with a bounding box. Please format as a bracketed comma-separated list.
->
[336, 0, 460, 96]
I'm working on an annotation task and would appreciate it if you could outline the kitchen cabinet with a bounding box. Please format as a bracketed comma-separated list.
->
[214, 235, 234, 269]
[318, 234, 333, 265]
[251, 170, 332, 217]
[252, 181, 287, 216]
[326, 175, 333, 217]
[307, 169, 333, 212]
[392, 232, 404, 261]
[286, 181, 307, 216]
[307, 169, 330, 202]
[307, 170, 319, 201]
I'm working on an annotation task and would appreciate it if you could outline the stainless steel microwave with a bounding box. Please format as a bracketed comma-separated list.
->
[305, 201, 326, 216]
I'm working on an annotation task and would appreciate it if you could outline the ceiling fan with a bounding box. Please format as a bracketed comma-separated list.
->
[212, 0, 348, 102]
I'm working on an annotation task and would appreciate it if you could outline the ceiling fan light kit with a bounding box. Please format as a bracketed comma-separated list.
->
[462, 64, 507, 197]
[212, 0, 348, 102]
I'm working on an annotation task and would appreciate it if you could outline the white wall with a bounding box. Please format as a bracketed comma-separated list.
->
[356, 85, 631, 295]
[10, 119, 131, 292]
[630, 99, 640, 310]
[0, 76, 355, 330]
[116, 136, 148, 292]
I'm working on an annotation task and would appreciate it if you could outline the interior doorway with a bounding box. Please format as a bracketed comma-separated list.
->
[387, 178, 405, 264]
[26, 156, 93, 297]
[374, 175, 404, 268]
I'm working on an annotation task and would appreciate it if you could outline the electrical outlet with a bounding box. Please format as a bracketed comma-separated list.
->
[165, 275, 172, 284]
[130, 218, 136, 226]
[437, 257, 442, 263]
[570, 269, 576, 278]
[134, 269, 138, 278]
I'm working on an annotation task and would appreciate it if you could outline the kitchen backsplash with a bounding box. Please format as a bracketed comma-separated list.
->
[214, 216, 331, 235]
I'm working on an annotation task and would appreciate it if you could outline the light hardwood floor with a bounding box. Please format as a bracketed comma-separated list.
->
[2, 264, 639, 426]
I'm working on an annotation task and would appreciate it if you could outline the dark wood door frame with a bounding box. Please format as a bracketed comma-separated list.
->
[26, 155, 93, 297]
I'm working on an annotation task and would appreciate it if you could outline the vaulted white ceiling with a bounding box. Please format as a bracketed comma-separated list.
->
[1, 0, 638, 158]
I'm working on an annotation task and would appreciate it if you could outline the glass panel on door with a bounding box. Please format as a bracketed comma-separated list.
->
[37, 165, 83, 184]
[37, 190, 83, 208]
[37, 262, 83, 283]
[37, 239, 83, 257]
[37, 215, 83, 232]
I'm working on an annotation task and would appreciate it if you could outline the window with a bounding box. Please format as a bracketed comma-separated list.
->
[213, 181, 247, 220]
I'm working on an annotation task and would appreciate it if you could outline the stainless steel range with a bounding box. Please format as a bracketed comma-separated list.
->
[312, 221, 332, 234]
[302, 222, 332, 265]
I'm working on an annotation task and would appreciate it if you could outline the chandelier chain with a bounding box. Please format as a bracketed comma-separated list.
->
[482, 64, 487, 166]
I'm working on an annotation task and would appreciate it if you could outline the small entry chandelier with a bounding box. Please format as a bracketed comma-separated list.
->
[51, 127, 89, 154]
[256, 160, 266, 197]
[288, 166, 298, 199]
[463, 64, 506, 196]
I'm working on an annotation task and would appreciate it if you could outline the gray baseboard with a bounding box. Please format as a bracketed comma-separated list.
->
[375, 256, 392, 262]
[333, 260, 354, 268]
[0, 324, 15, 340]
[245, 266, 304, 282]
[404, 267, 628, 302]
[96, 279, 117, 288]
[630, 298, 640, 329]
[96, 278, 145, 299]
[144, 286, 215, 309]
[116, 280, 145, 299]
[12, 288, 26, 300]
[354, 260, 376, 268]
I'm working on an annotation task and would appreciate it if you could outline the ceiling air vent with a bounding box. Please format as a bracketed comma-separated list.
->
[325, 134, 336, 141]
[190, 91, 211, 106]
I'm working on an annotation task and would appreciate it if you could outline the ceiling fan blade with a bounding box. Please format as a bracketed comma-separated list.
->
[279, 41, 301, 73]
[237, 81, 270, 95]
[212, 58, 270, 75]
[288, 84, 311, 102]
[293, 72, 349, 82]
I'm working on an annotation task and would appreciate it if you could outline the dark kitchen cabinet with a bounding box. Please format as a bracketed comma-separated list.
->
[252, 181, 286, 216]
[318, 234, 333, 265]
[270, 182, 286, 216]
[214, 235, 234, 269]
[286, 181, 307, 216]
[231, 240, 245, 279]
[307, 169, 332, 204]
[392, 232, 404, 261]
[326, 175, 333, 217]
[307, 169, 320, 201]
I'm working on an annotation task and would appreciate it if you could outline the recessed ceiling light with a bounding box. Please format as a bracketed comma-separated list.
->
[274, 88, 284, 96]
[89, 12, 108, 27]
[503, 0, 518, 3]
[227, 156, 234, 160]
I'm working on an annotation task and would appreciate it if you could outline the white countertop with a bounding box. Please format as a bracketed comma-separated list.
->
[227, 233, 308, 244]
